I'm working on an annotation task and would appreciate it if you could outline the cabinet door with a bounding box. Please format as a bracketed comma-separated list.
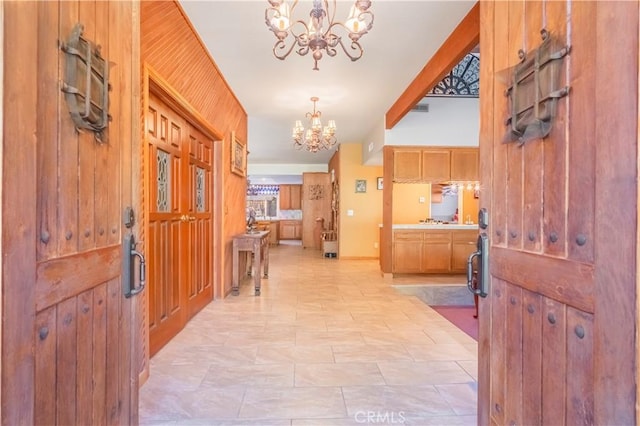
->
[450, 148, 479, 181]
[393, 150, 422, 182]
[451, 231, 478, 272]
[269, 222, 279, 245]
[421, 231, 452, 272]
[392, 231, 423, 273]
[279, 221, 296, 239]
[422, 149, 451, 182]
[290, 184, 302, 209]
[279, 185, 291, 210]
[294, 222, 302, 239]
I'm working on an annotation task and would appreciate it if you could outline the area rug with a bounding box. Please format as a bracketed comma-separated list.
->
[430, 305, 478, 341]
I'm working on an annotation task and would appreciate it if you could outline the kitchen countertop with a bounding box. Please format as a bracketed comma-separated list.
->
[392, 224, 478, 230]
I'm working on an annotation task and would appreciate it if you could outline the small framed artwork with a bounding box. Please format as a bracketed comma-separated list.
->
[376, 177, 383, 190]
[355, 179, 367, 193]
[230, 131, 246, 177]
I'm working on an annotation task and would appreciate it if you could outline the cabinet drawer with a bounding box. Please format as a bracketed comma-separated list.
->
[393, 231, 423, 241]
[423, 231, 451, 242]
[452, 230, 478, 243]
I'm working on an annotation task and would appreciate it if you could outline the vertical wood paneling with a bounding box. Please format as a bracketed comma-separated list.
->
[477, 0, 494, 423]
[567, 1, 596, 264]
[489, 279, 506, 425]
[2, 2, 38, 424]
[36, 0, 60, 262]
[506, 0, 524, 250]
[542, 0, 569, 257]
[522, 1, 544, 253]
[92, 283, 108, 426]
[76, 289, 94, 425]
[94, 0, 110, 249]
[77, 1, 98, 252]
[541, 298, 566, 425]
[56, 298, 77, 426]
[566, 308, 594, 424]
[504, 283, 523, 425]
[491, 1, 509, 248]
[521, 290, 542, 424]
[593, 2, 639, 423]
[58, 0, 80, 256]
[105, 279, 120, 425]
[35, 307, 57, 425]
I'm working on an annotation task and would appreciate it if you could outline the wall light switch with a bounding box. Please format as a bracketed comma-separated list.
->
[347, 209, 354, 216]
[419, 196, 425, 204]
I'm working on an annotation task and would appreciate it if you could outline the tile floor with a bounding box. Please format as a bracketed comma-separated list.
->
[139, 242, 478, 425]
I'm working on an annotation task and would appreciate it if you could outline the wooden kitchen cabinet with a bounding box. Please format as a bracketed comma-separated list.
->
[393, 150, 422, 182]
[392, 229, 478, 273]
[392, 231, 423, 273]
[422, 149, 451, 182]
[451, 230, 478, 272]
[269, 221, 280, 245]
[421, 231, 452, 272]
[450, 148, 479, 181]
[279, 220, 302, 240]
[279, 184, 302, 210]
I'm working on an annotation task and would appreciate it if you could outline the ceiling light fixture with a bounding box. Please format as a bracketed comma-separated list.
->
[292, 97, 337, 152]
[265, 0, 374, 70]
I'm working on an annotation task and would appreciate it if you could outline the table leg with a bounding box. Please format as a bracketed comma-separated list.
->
[254, 241, 262, 296]
[263, 237, 269, 278]
[232, 244, 239, 296]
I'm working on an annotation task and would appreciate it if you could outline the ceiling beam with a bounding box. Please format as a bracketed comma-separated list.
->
[385, 2, 480, 129]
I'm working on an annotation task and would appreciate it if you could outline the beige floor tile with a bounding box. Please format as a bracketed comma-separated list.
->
[139, 244, 478, 425]
[377, 360, 475, 385]
[295, 362, 386, 386]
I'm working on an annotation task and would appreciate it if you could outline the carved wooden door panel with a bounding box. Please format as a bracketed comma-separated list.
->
[147, 92, 188, 356]
[146, 91, 214, 355]
[2, 1, 141, 424]
[185, 125, 214, 319]
[478, 2, 638, 425]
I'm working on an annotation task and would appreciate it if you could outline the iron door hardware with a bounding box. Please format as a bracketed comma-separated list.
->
[123, 234, 146, 298]
[467, 232, 489, 298]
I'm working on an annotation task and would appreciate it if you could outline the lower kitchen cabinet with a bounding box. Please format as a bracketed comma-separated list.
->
[392, 229, 478, 274]
[279, 220, 302, 240]
[451, 231, 478, 272]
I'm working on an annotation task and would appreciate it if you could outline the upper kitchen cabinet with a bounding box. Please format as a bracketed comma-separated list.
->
[392, 147, 478, 183]
[279, 184, 302, 210]
[393, 149, 423, 182]
[422, 149, 451, 182]
[450, 148, 479, 181]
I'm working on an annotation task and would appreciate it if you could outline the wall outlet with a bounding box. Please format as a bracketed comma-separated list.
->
[374, 242, 379, 248]
[419, 196, 425, 203]
[347, 209, 354, 216]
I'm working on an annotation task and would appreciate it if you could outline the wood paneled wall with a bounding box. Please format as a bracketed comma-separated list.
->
[302, 173, 332, 249]
[141, 0, 248, 300]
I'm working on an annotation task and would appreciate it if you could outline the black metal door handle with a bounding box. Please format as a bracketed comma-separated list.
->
[467, 232, 489, 298]
[123, 234, 146, 298]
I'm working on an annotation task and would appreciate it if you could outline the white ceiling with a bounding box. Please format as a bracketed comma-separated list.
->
[179, 0, 476, 178]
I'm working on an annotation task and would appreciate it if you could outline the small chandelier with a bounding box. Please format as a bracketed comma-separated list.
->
[265, 0, 374, 70]
[292, 97, 337, 152]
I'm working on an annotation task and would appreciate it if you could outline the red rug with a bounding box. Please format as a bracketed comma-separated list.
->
[430, 305, 478, 341]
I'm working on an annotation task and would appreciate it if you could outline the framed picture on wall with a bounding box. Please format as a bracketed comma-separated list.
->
[355, 179, 367, 193]
[376, 177, 383, 190]
[230, 131, 246, 177]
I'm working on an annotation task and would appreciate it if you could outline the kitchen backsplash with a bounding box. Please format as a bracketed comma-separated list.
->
[278, 210, 302, 219]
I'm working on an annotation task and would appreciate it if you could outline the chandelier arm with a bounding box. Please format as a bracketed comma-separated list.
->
[273, 39, 299, 61]
[333, 37, 364, 62]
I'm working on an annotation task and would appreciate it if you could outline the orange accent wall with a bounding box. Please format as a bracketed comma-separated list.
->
[338, 144, 383, 259]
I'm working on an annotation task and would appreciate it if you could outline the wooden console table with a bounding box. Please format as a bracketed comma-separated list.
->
[232, 230, 270, 296]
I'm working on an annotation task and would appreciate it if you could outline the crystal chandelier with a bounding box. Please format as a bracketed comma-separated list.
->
[292, 97, 337, 152]
[265, 0, 374, 70]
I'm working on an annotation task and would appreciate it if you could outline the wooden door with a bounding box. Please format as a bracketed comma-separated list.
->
[2, 1, 141, 424]
[146, 91, 214, 356]
[478, 2, 638, 425]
